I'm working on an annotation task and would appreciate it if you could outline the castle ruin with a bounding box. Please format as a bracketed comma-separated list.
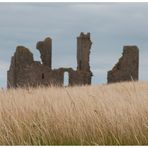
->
[7, 32, 92, 88]
[7, 32, 140, 88]
[107, 46, 139, 83]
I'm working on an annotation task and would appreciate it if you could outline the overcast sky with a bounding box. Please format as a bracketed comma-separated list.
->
[0, 2, 148, 87]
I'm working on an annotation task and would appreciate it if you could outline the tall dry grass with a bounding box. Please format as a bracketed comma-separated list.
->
[0, 81, 148, 145]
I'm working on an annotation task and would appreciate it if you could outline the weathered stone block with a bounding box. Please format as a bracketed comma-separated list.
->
[107, 46, 139, 83]
[36, 37, 52, 68]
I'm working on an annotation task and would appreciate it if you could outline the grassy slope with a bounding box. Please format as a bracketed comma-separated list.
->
[0, 81, 148, 145]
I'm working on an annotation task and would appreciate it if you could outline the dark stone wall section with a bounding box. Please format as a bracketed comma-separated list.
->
[107, 46, 139, 83]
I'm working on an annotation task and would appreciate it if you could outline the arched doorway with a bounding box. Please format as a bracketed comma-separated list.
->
[64, 72, 69, 86]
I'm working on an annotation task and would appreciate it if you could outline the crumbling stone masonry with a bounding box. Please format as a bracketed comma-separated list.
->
[36, 37, 52, 69]
[107, 46, 139, 83]
[7, 32, 92, 88]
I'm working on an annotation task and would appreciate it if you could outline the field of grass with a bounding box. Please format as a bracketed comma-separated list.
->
[0, 81, 148, 145]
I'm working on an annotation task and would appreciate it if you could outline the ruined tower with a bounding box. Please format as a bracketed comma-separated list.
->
[36, 37, 52, 69]
[107, 46, 139, 83]
[70, 32, 93, 85]
[77, 32, 92, 71]
[7, 46, 34, 88]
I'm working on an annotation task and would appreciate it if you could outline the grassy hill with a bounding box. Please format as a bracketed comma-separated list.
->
[0, 81, 148, 145]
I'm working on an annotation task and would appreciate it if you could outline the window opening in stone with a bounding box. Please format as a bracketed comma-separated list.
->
[42, 73, 45, 79]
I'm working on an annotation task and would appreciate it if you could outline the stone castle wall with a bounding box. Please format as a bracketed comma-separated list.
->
[7, 32, 92, 88]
